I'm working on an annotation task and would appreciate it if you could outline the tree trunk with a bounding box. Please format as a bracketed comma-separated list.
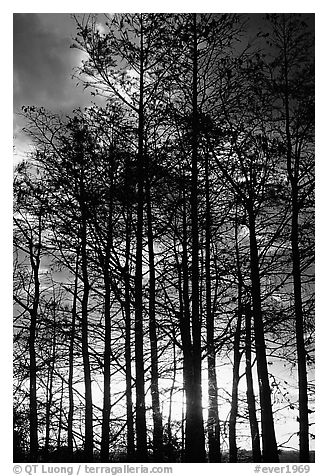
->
[45, 304, 56, 461]
[247, 204, 279, 462]
[57, 380, 64, 453]
[134, 14, 148, 462]
[178, 182, 195, 463]
[167, 337, 177, 461]
[124, 177, 135, 462]
[29, 299, 38, 462]
[229, 211, 244, 462]
[283, 35, 310, 462]
[100, 270, 112, 462]
[80, 179, 93, 462]
[245, 303, 261, 463]
[146, 178, 163, 462]
[181, 390, 185, 462]
[28, 214, 42, 462]
[205, 149, 221, 463]
[291, 192, 309, 462]
[101, 165, 114, 462]
[185, 13, 206, 463]
[229, 306, 242, 463]
[68, 252, 79, 458]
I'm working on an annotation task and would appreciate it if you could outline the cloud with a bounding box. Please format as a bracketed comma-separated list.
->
[13, 13, 98, 161]
[13, 13, 89, 114]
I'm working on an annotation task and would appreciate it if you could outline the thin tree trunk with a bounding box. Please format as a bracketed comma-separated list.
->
[247, 204, 279, 462]
[68, 251, 79, 458]
[181, 389, 185, 462]
[124, 178, 135, 462]
[45, 367, 51, 460]
[100, 270, 112, 462]
[167, 337, 177, 461]
[229, 211, 244, 462]
[283, 28, 310, 462]
[134, 14, 148, 462]
[290, 194, 309, 462]
[205, 149, 221, 463]
[28, 214, 42, 462]
[245, 303, 261, 463]
[101, 165, 114, 462]
[146, 178, 163, 462]
[80, 177, 93, 462]
[179, 183, 194, 463]
[45, 304, 56, 461]
[57, 380, 64, 453]
[29, 305, 38, 462]
[185, 13, 206, 463]
[229, 303, 242, 462]
[56, 380, 64, 455]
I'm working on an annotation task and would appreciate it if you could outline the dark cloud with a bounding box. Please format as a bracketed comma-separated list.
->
[13, 13, 94, 160]
[13, 13, 88, 113]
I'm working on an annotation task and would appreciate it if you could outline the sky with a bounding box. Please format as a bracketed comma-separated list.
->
[13, 13, 93, 159]
[14, 14, 77, 111]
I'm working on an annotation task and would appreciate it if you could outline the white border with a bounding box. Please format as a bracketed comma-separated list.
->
[5, 2, 327, 474]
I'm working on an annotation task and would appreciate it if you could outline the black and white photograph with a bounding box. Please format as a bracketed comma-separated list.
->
[12, 5, 316, 468]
